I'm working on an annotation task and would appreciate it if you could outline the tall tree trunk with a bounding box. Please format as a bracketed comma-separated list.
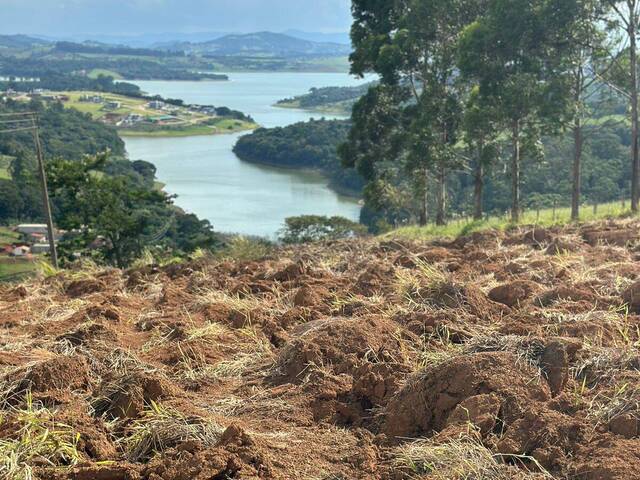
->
[435, 165, 446, 226]
[511, 120, 521, 223]
[571, 116, 583, 221]
[631, 12, 640, 213]
[418, 169, 428, 226]
[474, 159, 484, 221]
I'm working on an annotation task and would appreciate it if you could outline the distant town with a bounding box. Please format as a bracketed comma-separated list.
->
[1, 87, 256, 137]
[2, 224, 56, 258]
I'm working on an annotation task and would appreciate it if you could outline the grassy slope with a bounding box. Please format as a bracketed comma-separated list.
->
[118, 120, 258, 137]
[0, 226, 19, 244]
[274, 100, 352, 116]
[60, 91, 256, 137]
[0, 155, 12, 180]
[386, 200, 634, 240]
[87, 68, 124, 80]
[0, 227, 37, 282]
[0, 258, 38, 281]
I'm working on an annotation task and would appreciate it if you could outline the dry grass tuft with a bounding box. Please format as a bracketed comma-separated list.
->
[573, 347, 640, 387]
[395, 258, 449, 308]
[589, 383, 640, 425]
[177, 327, 274, 382]
[0, 393, 81, 480]
[390, 435, 551, 479]
[122, 401, 223, 462]
[464, 334, 546, 370]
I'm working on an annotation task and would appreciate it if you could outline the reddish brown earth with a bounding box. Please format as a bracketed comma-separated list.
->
[2, 219, 640, 479]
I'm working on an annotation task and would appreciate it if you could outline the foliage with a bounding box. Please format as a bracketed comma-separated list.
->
[0, 99, 125, 160]
[0, 393, 81, 480]
[277, 82, 376, 113]
[0, 53, 227, 83]
[234, 118, 364, 195]
[47, 153, 222, 267]
[216, 235, 273, 262]
[279, 215, 367, 244]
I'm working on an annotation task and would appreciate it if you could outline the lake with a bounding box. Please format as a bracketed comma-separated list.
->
[124, 73, 371, 238]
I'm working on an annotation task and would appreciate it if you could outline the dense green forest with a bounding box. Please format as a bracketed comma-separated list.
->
[234, 111, 631, 231]
[0, 51, 229, 81]
[0, 99, 221, 265]
[233, 119, 364, 196]
[0, 73, 144, 96]
[277, 83, 375, 113]
[329, 0, 640, 231]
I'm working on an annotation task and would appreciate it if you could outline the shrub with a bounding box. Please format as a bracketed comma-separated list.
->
[279, 215, 367, 244]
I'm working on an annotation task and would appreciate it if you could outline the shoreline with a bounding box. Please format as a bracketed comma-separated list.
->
[118, 122, 258, 138]
[273, 102, 351, 116]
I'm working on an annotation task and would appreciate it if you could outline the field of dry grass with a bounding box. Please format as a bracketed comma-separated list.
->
[1, 219, 640, 479]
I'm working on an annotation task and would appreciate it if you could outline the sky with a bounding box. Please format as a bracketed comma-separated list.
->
[0, 0, 353, 37]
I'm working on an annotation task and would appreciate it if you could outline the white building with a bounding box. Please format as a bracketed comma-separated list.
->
[11, 246, 30, 257]
[148, 100, 165, 110]
[16, 224, 48, 235]
[30, 244, 51, 254]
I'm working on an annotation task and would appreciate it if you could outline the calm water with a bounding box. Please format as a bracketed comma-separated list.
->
[125, 73, 371, 237]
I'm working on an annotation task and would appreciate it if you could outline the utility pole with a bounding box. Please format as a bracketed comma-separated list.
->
[30, 115, 59, 269]
[0, 112, 59, 268]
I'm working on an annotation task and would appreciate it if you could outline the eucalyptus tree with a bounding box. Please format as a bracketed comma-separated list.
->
[344, 0, 488, 226]
[458, 0, 582, 222]
[463, 87, 501, 220]
[566, 0, 608, 221]
[600, 0, 640, 213]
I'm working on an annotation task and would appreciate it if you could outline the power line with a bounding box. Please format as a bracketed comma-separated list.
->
[0, 126, 37, 134]
[0, 111, 38, 117]
[0, 118, 33, 125]
[0, 112, 59, 268]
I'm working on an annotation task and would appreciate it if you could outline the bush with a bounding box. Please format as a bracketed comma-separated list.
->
[279, 215, 367, 244]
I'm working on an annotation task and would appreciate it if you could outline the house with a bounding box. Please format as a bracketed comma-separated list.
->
[10, 245, 30, 257]
[16, 224, 48, 236]
[104, 101, 121, 110]
[118, 114, 144, 127]
[147, 100, 165, 110]
[192, 105, 218, 116]
[26, 232, 46, 244]
[30, 244, 51, 254]
[80, 95, 104, 104]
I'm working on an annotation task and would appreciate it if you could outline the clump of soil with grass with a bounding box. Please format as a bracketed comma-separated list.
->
[2, 219, 640, 479]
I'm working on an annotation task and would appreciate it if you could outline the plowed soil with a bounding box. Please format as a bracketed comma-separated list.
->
[2, 219, 640, 479]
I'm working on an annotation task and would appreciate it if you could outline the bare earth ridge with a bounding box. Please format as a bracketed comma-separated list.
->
[2, 219, 640, 479]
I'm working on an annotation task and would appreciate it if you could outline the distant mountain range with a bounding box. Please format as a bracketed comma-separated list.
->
[0, 31, 351, 60]
[155, 32, 351, 58]
[32, 31, 351, 49]
[0, 34, 49, 49]
[282, 30, 350, 45]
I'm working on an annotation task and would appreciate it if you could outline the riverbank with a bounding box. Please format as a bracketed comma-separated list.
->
[274, 101, 352, 116]
[119, 119, 258, 138]
[123, 74, 366, 237]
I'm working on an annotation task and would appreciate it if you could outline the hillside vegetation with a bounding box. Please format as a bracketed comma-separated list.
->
[233, 119, 364, 196]
[276, 82, 376, 114]
[161, 32, 352, 58]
